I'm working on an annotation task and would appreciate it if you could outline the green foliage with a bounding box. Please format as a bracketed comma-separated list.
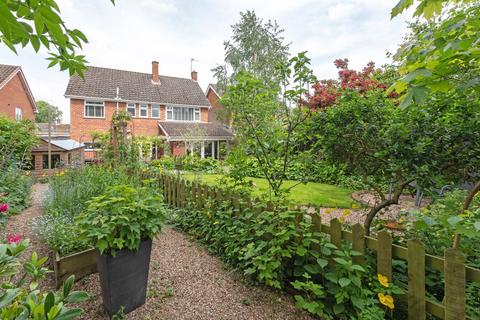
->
[35, 100, 63, 123]
[0, 115, 38, 166]
[222, 52, 316, 200]
[37, 166, 141, 256]
[168, 198, 393, 319]
[77, 185, 165, 256]
[0, 0, 115, 77]
[212, 10, 290, 93]
[0, 166, 33, 217]
[390, 3, 480, 107]
[402, 189, 480, 318]
[0, 240, 89, 319]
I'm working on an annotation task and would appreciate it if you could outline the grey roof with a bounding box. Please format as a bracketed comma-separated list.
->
[0, 64, 19, 85]
[159, 122, 233, 139]
[65, 66, 210, 106]
[41, 138, 84, 151]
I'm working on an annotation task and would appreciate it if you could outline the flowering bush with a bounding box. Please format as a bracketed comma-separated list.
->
[0, 238, 89, 319]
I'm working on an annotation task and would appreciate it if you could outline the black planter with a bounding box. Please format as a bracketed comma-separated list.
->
[96, 239, 153, 317]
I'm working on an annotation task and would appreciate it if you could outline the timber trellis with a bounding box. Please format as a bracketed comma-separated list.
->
[156, 174, 480, 320]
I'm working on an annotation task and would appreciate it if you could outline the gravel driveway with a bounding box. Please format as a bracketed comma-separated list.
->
[2, 184, 315, 320]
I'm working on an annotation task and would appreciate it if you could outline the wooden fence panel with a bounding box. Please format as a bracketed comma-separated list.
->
[408, 239, 426, 320]
[158, 174, 480, 320]
[444, 248, 466, 320]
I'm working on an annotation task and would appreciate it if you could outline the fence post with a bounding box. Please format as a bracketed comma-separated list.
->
[444, 248, 466, 320]
[377, 229, 392, 281]
[330, 218, 342, 249]
[407, 239, 426, 320]
[311, 214, 322, 251]
[351, 224, 365, 265]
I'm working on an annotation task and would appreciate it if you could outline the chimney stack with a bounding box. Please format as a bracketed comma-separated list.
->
[152, 61, 159, 83]
[191, 70, 198, 81]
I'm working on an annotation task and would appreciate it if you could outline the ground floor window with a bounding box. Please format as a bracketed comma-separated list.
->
[42, 154, 62, 169]
[183, 140, 229, 160]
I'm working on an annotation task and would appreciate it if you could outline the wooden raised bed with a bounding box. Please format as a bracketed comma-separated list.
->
[53, 248, 97, 288]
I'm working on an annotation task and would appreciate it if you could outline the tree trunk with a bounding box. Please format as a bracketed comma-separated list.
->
[364, 179, 410, 236]
[452, 180, 480, 249]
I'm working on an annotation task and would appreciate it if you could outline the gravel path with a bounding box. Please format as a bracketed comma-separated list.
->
[3, 184, 315, 320]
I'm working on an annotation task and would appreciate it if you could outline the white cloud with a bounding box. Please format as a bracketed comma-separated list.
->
[0, 0, 414, 123]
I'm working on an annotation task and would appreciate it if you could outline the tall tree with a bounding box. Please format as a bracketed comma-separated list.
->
[212, 10, 290, 94]
[35, 100, 62, 123]
[0, 0, 114, 77]
[222, 52, 316, 200]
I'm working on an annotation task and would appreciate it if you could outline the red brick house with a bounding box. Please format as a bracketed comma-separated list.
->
[65, 61, 233, 161]
[0, 64, 37, 121]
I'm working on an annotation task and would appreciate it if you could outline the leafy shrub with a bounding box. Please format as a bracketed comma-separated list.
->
[36, 165, 142, 256]
[150, 157, 175, 170]
[168, 198, 400, 319]
[77, 185, 165, 255]
[0, 239, 89, 319]
[151, 155, 221, 173]
[32, 212, 90, 257]
[0, 166, 33, 216]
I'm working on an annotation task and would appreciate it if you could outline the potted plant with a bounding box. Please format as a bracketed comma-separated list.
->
[77, 185, 165, 316]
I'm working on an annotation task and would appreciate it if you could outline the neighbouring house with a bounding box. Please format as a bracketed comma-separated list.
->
[65, 61, 234, 161]
[29, 123, 85, 175]
[0, 64, 37, 121]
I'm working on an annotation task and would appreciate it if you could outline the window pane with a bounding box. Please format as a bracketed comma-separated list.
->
[152, 105, 160, 118]
[140, 104, 148, 117]
[85, 101, 104, 117]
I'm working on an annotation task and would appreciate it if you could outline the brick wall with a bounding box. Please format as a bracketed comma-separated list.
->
[206, 88, 229, 126]
[70, 99, 166, 142]
[0, 73, 35, 121]
[70, 98, 210, 143]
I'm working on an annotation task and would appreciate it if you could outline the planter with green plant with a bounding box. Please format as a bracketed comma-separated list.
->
[77, 185, 165, 316]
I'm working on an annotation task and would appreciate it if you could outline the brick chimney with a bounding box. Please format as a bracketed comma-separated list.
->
[152, 61, 159, 83]
[191, 70, 198, 81]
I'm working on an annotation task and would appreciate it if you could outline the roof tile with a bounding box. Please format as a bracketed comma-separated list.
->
[65, 66, 210, 106]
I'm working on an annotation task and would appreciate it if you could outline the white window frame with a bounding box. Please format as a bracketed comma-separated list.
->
[166, 105, 201, 122]
[127, 103, 136, 117]
[84, 101, 104, 118]
[15, 107, 22, 121]
[151, 104, 160, 118]
[139, 103, 148, 118]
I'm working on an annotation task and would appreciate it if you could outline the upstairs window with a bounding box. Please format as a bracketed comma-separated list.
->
[127, 103, 136, 117]
[84, 101, 104, 118]
[151, 105, 160, 118]
[166, 106, 201, 121]
[15, 107, 22, 121]
[139, 104, 148, 117]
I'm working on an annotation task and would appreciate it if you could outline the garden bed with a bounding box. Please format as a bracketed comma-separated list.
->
[53, 247, 97, 288]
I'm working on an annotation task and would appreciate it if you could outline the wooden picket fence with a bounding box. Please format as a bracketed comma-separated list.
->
[155, 174, 480, 320]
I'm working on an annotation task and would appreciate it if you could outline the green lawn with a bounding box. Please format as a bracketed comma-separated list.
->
[182, 172, 356, 208]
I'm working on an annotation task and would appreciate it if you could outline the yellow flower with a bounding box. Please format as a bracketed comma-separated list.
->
[377, 274, 389, 288]
[378, 293, 394, 309]
[213, 221, 219, 225]
[25, 171, 31, 176]
[342, 209, 351, 216]
[339, 216, 345, 223]
[324, 208, 333, 214]
[351, 203, 359, 209]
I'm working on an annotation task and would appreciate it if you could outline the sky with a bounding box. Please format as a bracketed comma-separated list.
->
[0, 0, 412, 123]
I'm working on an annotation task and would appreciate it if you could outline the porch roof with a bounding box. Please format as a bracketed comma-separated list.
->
[158, 122, 233, 140]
